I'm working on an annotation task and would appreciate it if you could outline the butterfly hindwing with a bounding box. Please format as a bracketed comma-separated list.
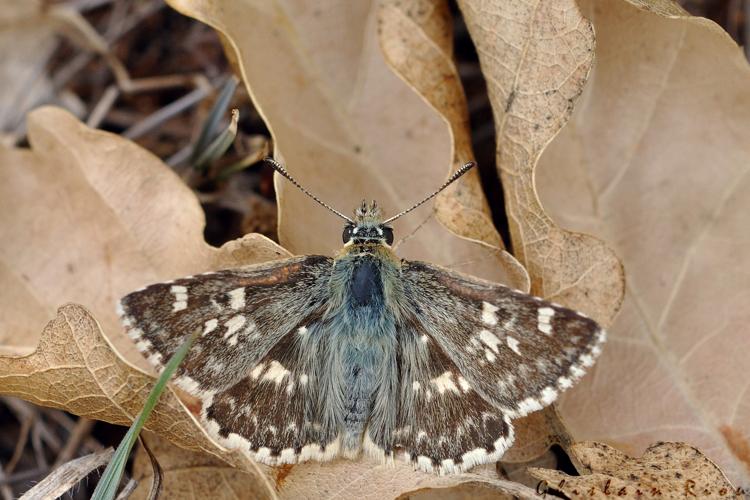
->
[365, 323, 514, 474]
[399, 260, 606, 420]
[201, 324, 344, 464]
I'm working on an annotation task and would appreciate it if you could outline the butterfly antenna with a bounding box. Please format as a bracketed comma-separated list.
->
[382, 161, 476, 224]
[264, 157, 354, 223]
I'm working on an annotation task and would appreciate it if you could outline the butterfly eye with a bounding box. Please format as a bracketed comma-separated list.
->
[342, 225, 354, 243]
[382, 226, 394, 245]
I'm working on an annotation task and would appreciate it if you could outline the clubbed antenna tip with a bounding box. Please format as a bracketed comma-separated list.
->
[382, 161, 476, 224]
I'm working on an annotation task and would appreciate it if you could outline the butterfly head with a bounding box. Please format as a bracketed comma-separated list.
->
[342, 200, 394, 246]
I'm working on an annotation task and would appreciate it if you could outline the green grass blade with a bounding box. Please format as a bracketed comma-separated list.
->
[191, 108, 239, 172]
[91, 328, 201, 500]
[190, 75, 239, 169]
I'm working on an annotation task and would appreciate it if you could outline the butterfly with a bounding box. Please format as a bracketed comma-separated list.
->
[117, 158, 605, 475]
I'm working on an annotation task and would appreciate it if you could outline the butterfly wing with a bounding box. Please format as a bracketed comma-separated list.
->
[367, 260, 605, 473]
[365, 323, 514, 474]
[118, 255, 340, 463]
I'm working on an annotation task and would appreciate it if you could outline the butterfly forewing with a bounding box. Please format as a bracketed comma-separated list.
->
[400, 261, 606, 420]
[117, 255, 332, 398]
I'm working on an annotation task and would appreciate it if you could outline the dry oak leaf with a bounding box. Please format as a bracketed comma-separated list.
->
[528, 441, 742, 499]
[0, 106, 288, 363]
[131, 434, 275, 500]
[536, 0, 750, 486]
[0, 0, 58, 138]
[376, 0, 526, 289]
[456, 0, 624, 325]
[166, 0, 528, 293]
[0, 304, 277, 498]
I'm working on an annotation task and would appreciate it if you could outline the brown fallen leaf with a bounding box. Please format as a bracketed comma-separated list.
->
[529, 441, 742, 499]
[535, 0, 750, 486]
[0, 304, 277, 497]
[376, 0, 528, 292]
[132, 434, 275, 500]
[456, 0, 624, 325]
[166, 0, 527, 292]
[0, 106, 289, 364]
[0, 1, 59, 139]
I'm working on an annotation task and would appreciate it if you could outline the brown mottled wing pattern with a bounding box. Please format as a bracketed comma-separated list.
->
[200, 325, 343, 463]
[117, 255, 336, 462]
[368, 325, 513, 474]
[401, 260, 606, 418]
[375, 260, 605, 473]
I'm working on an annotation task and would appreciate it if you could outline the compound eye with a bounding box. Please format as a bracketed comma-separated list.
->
[382, 226, 394, 245]
[342, 225, 354, 243]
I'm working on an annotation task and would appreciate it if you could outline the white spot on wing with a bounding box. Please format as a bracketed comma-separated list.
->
[430, 371, 459, 394]
[538, 307, 555, 319]
[479, 329, 502, 353]
[170, 285, 188, 312]
[228, 287, 245, 310]
[412, 381, 421, 392]
[135, 340, 151, 352]
[126, 326, 143, 343]
[299, 373, 309, 385]
[541, 386, 558, 404]
[250, 363, 265, 379]
[203, 318, 218, 336]
[570, 365, 585, 378]
[263, 360, 290, 384]
[580, 354, 594, 367]
[147, 352, 163, 366]
[457, 376, 471, 392]
[279, 448, 296, 463]
[537, 307, 555, 335]
[481, 301, 499, 325]
[224, 314, 247, 346]
[516, 396, 543, 416]
[506, 336, 521, 355]
[297, 326, 308, 336]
